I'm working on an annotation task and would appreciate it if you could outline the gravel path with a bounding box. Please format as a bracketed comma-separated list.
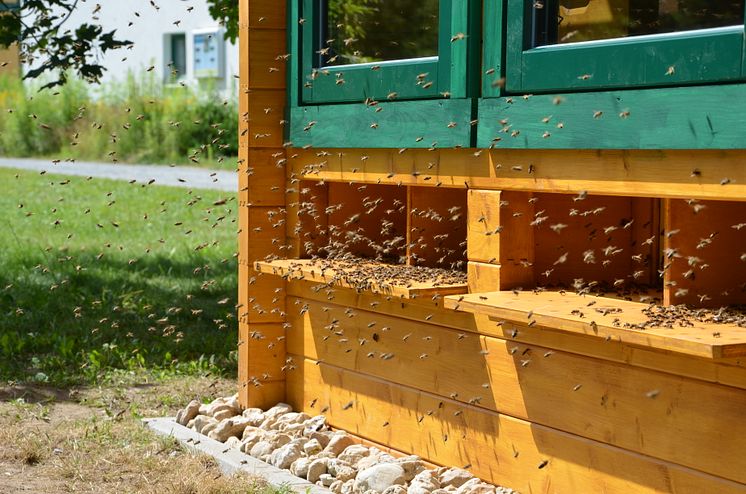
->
[0, 157, 237, 192]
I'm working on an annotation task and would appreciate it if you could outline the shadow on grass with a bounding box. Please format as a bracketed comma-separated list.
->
[0, 251, 238, 387]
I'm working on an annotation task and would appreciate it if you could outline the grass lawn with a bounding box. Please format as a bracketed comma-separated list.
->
[0, 168, 275, 492]
[0, 167, 238, 386]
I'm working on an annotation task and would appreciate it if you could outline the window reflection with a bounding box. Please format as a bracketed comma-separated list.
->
[323, 0, 439, 66]
[532, 0, 744, 46]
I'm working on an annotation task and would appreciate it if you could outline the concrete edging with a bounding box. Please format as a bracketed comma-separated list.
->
[143, 416, 332, 494]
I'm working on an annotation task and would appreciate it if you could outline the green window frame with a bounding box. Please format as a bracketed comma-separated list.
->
[504, 0, 746, 93]
[298, 0, 477, 104]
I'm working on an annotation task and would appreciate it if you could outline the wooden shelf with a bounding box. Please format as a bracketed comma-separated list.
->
[443, 291, 746, 359]
[255, 259, 468, 299]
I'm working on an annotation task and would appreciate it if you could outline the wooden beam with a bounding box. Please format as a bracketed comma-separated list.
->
[286, 296, 746, 483]
[255, 259, 467, 299]
[288, 148, 746, 201]
[467, 189, 534, 288]
[287, 358, 746, 494]
[444, 290, 746, 359]
[286, 280, 746, 389]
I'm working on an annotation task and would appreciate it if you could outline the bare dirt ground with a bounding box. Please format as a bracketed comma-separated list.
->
[0, 376, 273, 494]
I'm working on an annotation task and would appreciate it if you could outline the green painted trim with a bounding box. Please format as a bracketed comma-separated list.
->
[481, 0, 506, 98]
[505, 0, 745, 93]
[297, 0, 475, 104]
[287, 0, 300, 108]
[303, 59, 441, 103]
[289, 99, 474, 148]
[477, 83, 746, 149]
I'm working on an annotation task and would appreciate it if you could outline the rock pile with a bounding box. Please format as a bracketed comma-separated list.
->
[175, 396, 516, 494]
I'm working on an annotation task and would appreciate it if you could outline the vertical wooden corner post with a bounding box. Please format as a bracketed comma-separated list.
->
[238, 0, 288, 408]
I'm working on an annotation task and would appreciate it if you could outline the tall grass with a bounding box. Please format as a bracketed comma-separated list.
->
[0, 72, 238, 167]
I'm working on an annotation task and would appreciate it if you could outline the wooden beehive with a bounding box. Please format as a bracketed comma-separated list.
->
[237, 1, 746, 492]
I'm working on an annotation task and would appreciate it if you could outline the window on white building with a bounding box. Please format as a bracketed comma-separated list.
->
[164, 33, 187, 82]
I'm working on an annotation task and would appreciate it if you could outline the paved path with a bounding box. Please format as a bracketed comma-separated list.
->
[0, 157, 237, 192]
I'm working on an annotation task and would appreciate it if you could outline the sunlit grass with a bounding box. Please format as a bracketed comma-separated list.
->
[0, 167, 238, 385]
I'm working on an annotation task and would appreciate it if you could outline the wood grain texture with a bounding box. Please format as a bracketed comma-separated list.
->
[255, 259, 467, 299]
[248, 29, 287, 90]
[479, 83, 746, 149]
[286, 280, 746, 390]
[287, 358, 746, 494]
[286, 296, 746, 483]
[663, 199, 746, 307]
[467, 190, 535, 288]
[289, 99, 473, 149]
[289, 147, 746, 201]
[444, 290, 746, 358]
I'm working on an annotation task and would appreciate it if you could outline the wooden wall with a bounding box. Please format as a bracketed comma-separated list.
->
[238, 2, 746, 491]
[237, 0, 288, 407]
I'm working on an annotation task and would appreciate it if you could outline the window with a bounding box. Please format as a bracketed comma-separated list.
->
[299, 0, 478, 104]
[506, 0, 746, 92]
[164, 33, 187, 82]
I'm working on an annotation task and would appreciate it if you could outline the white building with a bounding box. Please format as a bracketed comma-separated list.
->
[36, 0, 239, 93]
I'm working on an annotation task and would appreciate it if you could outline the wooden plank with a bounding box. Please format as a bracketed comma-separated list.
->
[479, 83, 746, 149]
[531, 193, 636, 288]
[256, 259, 467, 299]
[248, 29, 287, 90]
[287, 297, 746, 483]
[444, 290, 746, 359]
[467, 190, 534, 287]
[244, 149, 285, 207]
[247, 0, 287, 29]
[409, 187, 467, 269]
[241, 323, 286, 383]
[467, 261, 502, 292]
[326, 182, 408, 261]
[287, 279, 746, 388]
[289, 148, 746, 201]
[287, 358, 746, 494]
[246, 89, 285, 148]
[289, 99, 474, 149]
[663, 199, 746, 308]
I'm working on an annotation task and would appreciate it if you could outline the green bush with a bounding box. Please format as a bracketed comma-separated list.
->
[0, 72, 238, 167]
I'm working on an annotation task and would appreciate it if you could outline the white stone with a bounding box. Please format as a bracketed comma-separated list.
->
[201, 419, 220, 436]
[330, 480, 344, 494]
[224, 436, 241, 449]
[290, 457, 312, 479]
[266, 432, 292, 449]
[176, 400, 201, 426]
[323, 433, 355, 457]
[354, 463, 406, 494]
[334, 465, 357, 482]
[319, 473, 335, 487]
[270, 442, 302, 470]
[454, 478, 483, 494]
[341, 479, 356, 494]
[338, 444, 369, 467]
[396, 455, 425, 481]
[440, 468, 474, 489]
[207, 416, 251, 442]
[191, 415, 216, 434]
[265, 402, 293, 419]
[303, 415, 327, 435]
[408, 469, 441, 494]
[249, 440, 274, 458]
[242, 407, 265, 426]
[307, 457, 329, 483]
[310, 431, 332, 448]
[383, 486, 408, 494]
[303, 438, 323, 456]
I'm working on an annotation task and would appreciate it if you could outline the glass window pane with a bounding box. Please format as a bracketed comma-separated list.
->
[323, 0, 439, 66]
[532, 0, 744, 46]
[171, 34, 187, 79]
